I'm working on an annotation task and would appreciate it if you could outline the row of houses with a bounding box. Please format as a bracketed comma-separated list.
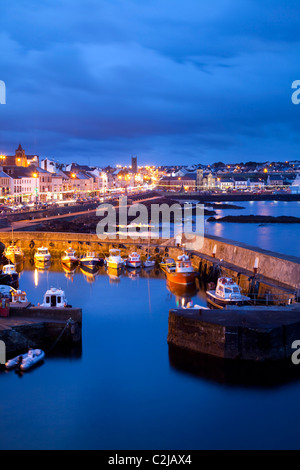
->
[158, 170, 292, 192]
[0, 160, 109, 203]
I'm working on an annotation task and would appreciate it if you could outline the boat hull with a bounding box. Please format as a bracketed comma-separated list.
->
[206, 291, 248, 309]
[80, 259, 99, 268]
[61, 257, 78, 267]
[126, 261, 141, 268]
[165, 271, 197, 286]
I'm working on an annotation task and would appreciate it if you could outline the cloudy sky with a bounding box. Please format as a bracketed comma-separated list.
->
[0, 0, 299, 166]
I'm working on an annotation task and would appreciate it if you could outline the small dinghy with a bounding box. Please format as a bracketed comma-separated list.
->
[5, 348, 45, 371]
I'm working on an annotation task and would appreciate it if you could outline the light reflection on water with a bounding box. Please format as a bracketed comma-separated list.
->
[204, 200, 300, 257]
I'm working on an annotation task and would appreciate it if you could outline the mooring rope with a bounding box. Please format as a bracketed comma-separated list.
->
[47, 317, 73, 354]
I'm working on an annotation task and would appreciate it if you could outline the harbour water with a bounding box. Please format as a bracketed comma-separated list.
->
[0, 261, 300, 450]
[204, 200, 300, 257]
[1, 200, 300, 450]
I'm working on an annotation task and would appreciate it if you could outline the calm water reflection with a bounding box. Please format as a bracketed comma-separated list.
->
[204, 200, 300, 257]
[1, 260, 300, 450]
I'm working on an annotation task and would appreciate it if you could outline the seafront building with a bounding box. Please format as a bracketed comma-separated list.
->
[0, 144, 299, 203]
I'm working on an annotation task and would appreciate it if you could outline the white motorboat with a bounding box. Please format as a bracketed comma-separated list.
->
[11, 289, 28, 304]
[5, 348, 45, 371]
[61, 247, 79, 267]
[106, 249, 125, 269]
[2, 263, 19, 284]
[206, 277, 250, 309]
[34, 247, 51, 264]
[126, 252, 141, 269]
[40, 287, 69, 308]
[143, 256, 156, 268]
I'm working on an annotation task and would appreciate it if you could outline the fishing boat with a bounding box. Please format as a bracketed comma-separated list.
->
[206, 277, 250, 309]
[160, 257, 176, 269]
[11, 289, 28, 304]
[126, 252, 141, 269]
[143, 255, 156, 268]
[61, 247, 79, 267]
[40, 287, 69, 308]
[34, 247, 51, 265]
[162, 253, 197, 286]
[79, 251, 100, 269]
[5, 348, 45, 371]
[0, 285, 16, 301]
[4, 245, 24, 264]
[2, 263, 19, 285]
[106, 249, 125, 269]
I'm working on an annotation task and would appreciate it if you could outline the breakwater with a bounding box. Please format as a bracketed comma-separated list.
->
[0, 306, 82, 355]
[167, 305, 300, 361]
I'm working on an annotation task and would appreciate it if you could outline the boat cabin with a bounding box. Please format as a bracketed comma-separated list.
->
[11, 290, 28, 303]
[215, 277, 243, 300]
[41, 287, 68, 308]
[3, 264, 17, 275]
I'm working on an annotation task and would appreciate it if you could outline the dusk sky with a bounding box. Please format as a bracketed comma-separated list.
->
[0, 0, 300, 167]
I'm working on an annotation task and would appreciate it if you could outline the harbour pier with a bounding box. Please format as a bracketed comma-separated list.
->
[0, 305, 82, 356]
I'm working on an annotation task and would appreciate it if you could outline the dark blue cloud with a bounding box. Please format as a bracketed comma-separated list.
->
[0, 0, 300, 166]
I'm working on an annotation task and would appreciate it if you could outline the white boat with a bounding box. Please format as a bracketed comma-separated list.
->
[206, 277, 250, 309]
[61, 247, 79, 267]
[4, 245, 24, 264]
[126, 252, 141, 268]
[106, 249, 125, 269]
[143, 256, 156, 268]
[0, 285, 16, 301]
[40, 287, 68, 308]
[11, 289, 28, 304]
[34, 247, 51, 264]
[5, 348, 45, 371]
[79, 251, 99, 269]
[2, 263, 19, 283]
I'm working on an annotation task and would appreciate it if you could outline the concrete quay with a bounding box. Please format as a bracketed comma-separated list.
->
[167, 305, 300, 362]
[0, 305, 82, 356]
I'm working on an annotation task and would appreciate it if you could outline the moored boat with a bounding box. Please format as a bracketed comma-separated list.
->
[4, 245, 24, 264]
[61, 247, 79, 267]
[126, 252, 141, 269]
[143, 256, 156, 268]
[34, 247, 51, 265]
[2, 263, 19, 286]
[162, 253, 197, 286]
[5, 348, 45, 371]
[79, 251, 100, 269]
[106, 249, 125, 269]
[40, 287, 69, 308]
[206, 277, 250, 309]
[11, 289, 28, 304]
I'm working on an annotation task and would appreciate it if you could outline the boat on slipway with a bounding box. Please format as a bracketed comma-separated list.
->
[206, 277, 250, 309]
